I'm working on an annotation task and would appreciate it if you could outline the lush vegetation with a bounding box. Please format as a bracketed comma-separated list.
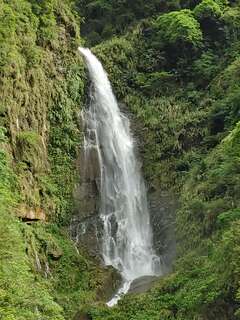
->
[0, 1, 111, 319]
[83, 0, 240, 319]
[1, 0, 240, 319]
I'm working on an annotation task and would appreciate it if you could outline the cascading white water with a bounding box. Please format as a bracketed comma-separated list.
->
[79, 47, 161, 305]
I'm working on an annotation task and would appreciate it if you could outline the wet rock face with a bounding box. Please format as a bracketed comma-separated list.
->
[96, 266, 122, 300]
[70, 214, 103, 258]
[148, 190, 177, 273]
[70, 141, 102, 258]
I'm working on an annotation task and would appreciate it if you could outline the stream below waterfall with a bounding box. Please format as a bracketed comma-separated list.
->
[79, 47, 163, 306]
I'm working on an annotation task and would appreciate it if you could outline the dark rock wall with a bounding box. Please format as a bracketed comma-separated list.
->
[71, 138, 103, 259]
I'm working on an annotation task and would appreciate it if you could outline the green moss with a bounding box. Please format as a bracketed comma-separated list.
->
[0, 140, 110, 319]
[0, 213, 65, 320]
[0, 0, 86, 222]
[0, 1, 107, 319]
[15, 130, 47, 177]
[17, 130, 41, 147]
[22, 223, 110, 319]
[0, 210, 108, 319]
[0, 136, 19, 208]
[0, 136, 63, 319]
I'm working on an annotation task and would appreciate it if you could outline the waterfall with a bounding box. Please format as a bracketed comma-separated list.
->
[79, 47, 161, 305]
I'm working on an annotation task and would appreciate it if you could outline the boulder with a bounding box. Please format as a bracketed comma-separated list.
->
[96, 266, 122, 301]
[128, 275, 159, 294]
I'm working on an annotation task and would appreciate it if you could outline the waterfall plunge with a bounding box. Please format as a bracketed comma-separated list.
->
[79, 47, 161, 305]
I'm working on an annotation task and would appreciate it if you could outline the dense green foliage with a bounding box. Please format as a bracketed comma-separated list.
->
[77, 0, 181, 45]
[1, 0, 240, 319]
[154, 9, 203, 47]
[0, 1, 109, 319]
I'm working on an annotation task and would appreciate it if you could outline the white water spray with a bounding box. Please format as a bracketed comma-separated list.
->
[79, 47, 161, 305]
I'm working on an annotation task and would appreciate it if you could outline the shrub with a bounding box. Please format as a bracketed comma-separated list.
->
[223, 6, 240, 42]
[193, 50, 220, 84]
[194, 0, 223, 19]
[154, 9, 203, 48]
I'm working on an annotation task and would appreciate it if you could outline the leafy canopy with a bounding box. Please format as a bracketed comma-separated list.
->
[154, 9, 203, 47]
[194, 0, 223, 19]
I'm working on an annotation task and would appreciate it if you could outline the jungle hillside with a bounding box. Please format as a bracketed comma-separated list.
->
[0, 0, 240, 319]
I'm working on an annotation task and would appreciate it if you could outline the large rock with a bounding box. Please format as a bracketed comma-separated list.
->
[128, 275, 159, 294]
[96, 266, 122, 301]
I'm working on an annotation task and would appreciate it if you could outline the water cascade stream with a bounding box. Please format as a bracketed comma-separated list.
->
[79, 47, 161, 306]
